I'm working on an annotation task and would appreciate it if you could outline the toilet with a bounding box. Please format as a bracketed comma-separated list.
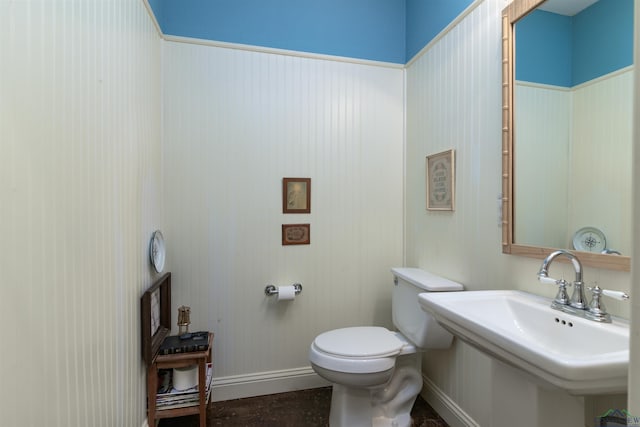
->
[309, 267, 463, 427]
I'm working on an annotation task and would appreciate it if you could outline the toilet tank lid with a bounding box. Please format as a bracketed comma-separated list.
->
[391, 267, 463, 291]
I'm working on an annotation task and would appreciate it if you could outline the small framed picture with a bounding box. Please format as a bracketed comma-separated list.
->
[426, 149, 455, 211]
[141, 273, 171, 365]
[282, 224, 310, 245]
[283, 178, 311, 214]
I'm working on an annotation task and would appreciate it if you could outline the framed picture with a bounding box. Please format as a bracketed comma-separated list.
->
[141, 272, 171, 365]
[426, 149, 456, 211]
[282, 224, 310, 245]
[283, 178, 311, 214]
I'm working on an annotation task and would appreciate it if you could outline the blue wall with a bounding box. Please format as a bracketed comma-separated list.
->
[155, 0, 406, 64]
[150, 0, 632, 68]
[516, 0, 633, 87]
[572, 0, 633, 85]
[149, 0, 474, 64]
[516, 11, 572, 87]
[405, 0, 474, 61]
[148, 0, 163, 29]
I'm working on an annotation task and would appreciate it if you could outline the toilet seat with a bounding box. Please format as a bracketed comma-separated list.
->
[309, 327, 405, 374]
[315, 327, 405, 357]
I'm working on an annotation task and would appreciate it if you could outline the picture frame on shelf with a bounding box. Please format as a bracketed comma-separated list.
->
[141, 272, 171, 365]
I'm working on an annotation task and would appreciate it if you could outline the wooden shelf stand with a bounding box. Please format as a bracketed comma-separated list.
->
[147, 333, 213, 427]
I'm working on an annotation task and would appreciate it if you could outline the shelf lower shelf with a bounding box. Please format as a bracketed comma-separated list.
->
[155, 404, 201, 419]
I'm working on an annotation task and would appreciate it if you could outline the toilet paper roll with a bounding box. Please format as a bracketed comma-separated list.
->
[173, 364, 198, 391]
[277, 285, 296, 301]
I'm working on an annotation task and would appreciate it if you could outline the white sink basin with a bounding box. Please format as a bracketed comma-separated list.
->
[418, 290, 629, 395]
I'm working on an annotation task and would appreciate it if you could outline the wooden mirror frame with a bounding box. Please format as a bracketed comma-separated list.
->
[501, 0, 630, 272]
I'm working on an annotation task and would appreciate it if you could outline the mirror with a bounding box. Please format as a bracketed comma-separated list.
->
[501, 0, 633, 271]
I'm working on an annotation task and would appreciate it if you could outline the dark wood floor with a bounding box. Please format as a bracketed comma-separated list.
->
[158, 387, 449, 427]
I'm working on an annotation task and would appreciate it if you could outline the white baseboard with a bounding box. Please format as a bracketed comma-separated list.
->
[211, 366, 330, 402]
[145, 369, 471, 425]
[141, 366, 328, 426]
[421, 374, 480, 427]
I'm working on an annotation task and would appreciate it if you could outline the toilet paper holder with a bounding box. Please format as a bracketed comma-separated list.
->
[264, 283, 303, 296]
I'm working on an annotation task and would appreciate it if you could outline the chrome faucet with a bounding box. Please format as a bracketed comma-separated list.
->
[537, 249, 588, 310]
[537, 249, 629, 322]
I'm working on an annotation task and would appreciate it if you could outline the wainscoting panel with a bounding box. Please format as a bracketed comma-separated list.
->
[570, 69, 633, 256]
[515, 69, 633, 254]
[162, 40, 404, 387]
[406, 0, 633, 424]
[0, 1, 162, 426]
[514, 83, 571, 248]
[405, 0, 511, 425]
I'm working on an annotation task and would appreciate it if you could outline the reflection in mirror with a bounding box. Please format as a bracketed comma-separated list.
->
[501, 0, 633, 271]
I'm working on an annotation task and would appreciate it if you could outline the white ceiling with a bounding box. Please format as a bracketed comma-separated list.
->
[538, 0, 599, 16]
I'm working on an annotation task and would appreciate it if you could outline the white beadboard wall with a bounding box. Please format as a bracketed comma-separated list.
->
[0, 1, 162, 426]
[570, 69, 633, 255]
[405, 0, 632, 424]
[630, 0, 640, 414]
[161, 40, 404, 398]
[2, 0, 636, 423]
[406, 0, 511, 288]
[514, 83, 570, 249]
[515, 69, 633, 255]
[406, 1, 509, 423]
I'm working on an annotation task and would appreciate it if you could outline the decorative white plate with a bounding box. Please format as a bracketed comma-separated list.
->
[150, 230, 166, 273]
[572, 227, 606, 253]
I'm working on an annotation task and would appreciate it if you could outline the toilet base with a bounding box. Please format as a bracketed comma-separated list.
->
[328, 353, 422, 427]
[372, 414, 411, 427]
[329, 384, 375, 427]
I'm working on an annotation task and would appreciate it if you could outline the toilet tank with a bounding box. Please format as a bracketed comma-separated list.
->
[391, 267, 463, 349]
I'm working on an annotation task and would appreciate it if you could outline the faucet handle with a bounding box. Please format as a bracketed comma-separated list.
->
[587, 286, 630, 301]
[538, 276, 558, 285]
[586, 286, 610, 322]
[538, 275, 571, 287]
[539, 276, 571, 308]
[585, 286, 629, 323]
[601, 289, 630, 301]
[538, 274, 571, 307]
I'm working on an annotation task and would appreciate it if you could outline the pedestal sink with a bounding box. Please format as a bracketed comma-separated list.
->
[417, 290, 629, 395]
[418, 290, 629, 427]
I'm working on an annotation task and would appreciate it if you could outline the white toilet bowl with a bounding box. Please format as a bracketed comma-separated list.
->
[309, 326, 421, 427]
[309, 268, 464, 427]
